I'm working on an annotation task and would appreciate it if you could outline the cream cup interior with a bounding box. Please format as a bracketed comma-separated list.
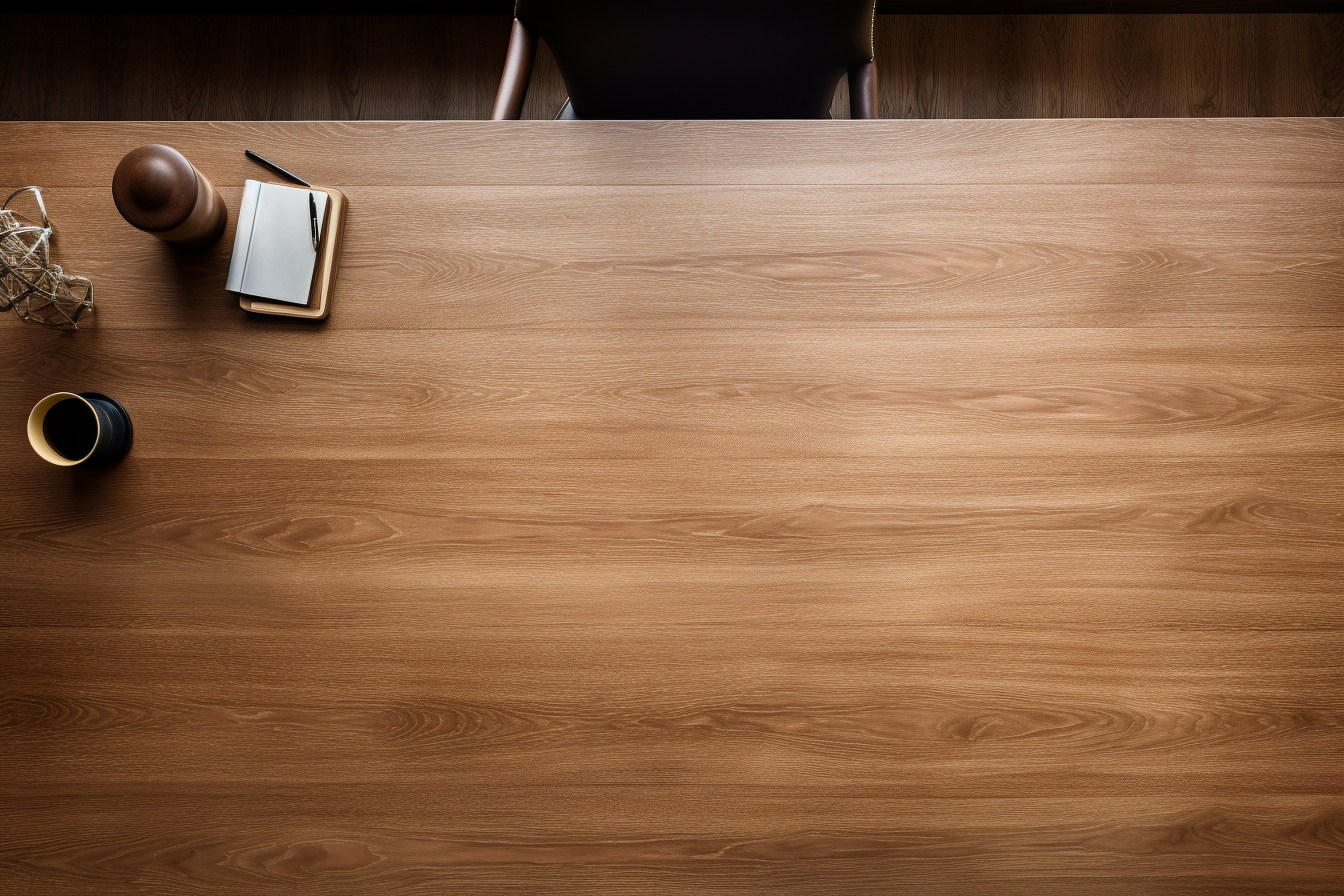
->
[28, 392, 100, 466]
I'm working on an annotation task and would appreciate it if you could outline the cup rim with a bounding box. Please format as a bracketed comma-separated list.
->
[28, 392, 100, 466]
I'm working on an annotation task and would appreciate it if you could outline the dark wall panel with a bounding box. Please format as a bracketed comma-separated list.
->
[873, 13, 1344, 118]
[1, 13, 1339, 121]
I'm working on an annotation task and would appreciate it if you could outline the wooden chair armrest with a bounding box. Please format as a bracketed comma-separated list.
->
[848, 61, 877, 119]
[491, 18, 538, 120]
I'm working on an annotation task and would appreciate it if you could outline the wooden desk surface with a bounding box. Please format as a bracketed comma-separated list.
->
[2, 120, 1342, 895]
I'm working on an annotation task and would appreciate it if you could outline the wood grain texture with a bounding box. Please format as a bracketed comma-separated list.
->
[3, 626, 1342, 788]
[1, 330, 1341, 457]
[0, 15, 514, 122]
[1, 14, 1340, 121]
[874, 13, 1344, 119]
[7, 119, 1344, 187]
[2, 120, 1342, 895]
[2, 181, 1341, 330]
[1, 788, 1339, 896]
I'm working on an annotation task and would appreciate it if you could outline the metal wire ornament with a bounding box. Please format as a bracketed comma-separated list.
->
[1, 186, 94, 330]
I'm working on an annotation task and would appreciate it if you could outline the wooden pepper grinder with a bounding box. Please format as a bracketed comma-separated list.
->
[112, 144, 227, 248]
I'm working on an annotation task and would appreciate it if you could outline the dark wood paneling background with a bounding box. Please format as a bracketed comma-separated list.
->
[874, 13, 1344, 117]
[1, 13, 1340, 121]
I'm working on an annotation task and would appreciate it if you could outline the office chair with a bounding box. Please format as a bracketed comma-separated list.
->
[490, 0, 878, 120]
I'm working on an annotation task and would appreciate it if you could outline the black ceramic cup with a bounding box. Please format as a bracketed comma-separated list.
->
[27, 392, 134, 468]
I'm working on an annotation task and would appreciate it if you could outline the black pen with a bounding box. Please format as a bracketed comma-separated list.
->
[309, 192, 320, 252]
[245, 149, 311, 187]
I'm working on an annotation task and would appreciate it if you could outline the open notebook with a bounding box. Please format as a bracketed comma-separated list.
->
[226, 179, 328, 305]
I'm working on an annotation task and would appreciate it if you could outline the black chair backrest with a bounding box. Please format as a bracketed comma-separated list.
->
[514, 0, 876, 119]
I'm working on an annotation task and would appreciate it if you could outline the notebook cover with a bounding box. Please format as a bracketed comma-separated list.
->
[225, 179, 327, 305]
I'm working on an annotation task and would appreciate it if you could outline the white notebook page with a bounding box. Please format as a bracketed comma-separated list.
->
[225, 180, 328, 305]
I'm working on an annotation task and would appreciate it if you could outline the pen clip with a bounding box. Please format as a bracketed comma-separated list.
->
[309, 191, 320, 252]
